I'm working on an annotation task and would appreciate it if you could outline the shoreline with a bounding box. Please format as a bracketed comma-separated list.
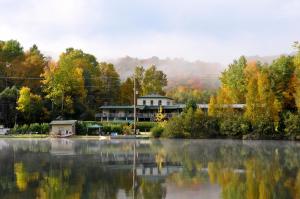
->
[0, 134, 299, 141]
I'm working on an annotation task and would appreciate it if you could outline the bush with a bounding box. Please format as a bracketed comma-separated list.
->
[40, 123, 50, 134]
[101, 125, 111, 134]
[151, 126, 164, 138]
[19, 124, 29, 134]
[76, 121, 88, 135]
[136, 122, 157, 132]
[122, 125, 133, 135]
[110, 125, 122, 134]
[284, 112, 300, 136]
[220, 115, 250, 137]
[163, 116, 189, 138]
[29, 123, 41, 133]
[252, 119, 275, 136]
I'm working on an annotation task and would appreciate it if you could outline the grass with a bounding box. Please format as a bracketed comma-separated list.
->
[0, 134, 49, 138]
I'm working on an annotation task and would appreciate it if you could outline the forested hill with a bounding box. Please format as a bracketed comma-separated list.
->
[109, 55, 285, 90]
[109, 56, 224, 89]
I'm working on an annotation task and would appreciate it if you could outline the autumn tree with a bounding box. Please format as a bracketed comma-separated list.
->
[41, 56, 86, 117]
[293, 42, 300, 112]
[244, 63, 281, 133]
[0, 40, 24, 88]
[17, 87, 44, 123]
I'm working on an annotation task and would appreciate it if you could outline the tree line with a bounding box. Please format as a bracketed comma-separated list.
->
[0, 40, 171, 126]
[156, 42, 300, 138]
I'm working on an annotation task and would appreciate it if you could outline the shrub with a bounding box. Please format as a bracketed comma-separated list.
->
[163, 116, 189, 138]
[151, 126, 164, 138]
[40, 123, 50, 134]
[284, 112, 300, 136]
[220, 115, 250, 137]
[75, 121, 88, 135]
[29, 123, 41, 133]
[101, 125, 111, 134]
[122, 125, 132, 135]
[20, 124, 29, 134]
[110, 125, 122, 134]
[252, 119, 275, 136]
[136, 122, 157, 132]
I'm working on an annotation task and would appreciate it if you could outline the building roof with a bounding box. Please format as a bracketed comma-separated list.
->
[138, 94, 173, 100]
[99, 105, 183, 110]
[50, 120, 77, 125]
[99, 104, 246, 110]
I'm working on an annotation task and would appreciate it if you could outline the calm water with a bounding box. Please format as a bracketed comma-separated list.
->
[0, 139, 299, 199]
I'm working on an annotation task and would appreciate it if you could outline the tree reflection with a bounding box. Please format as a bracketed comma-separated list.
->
[0, 139, 299, 198]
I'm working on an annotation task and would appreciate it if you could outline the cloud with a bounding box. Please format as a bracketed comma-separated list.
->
[0, 0, 299, 64]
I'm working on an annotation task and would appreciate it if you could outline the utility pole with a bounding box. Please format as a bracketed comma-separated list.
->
[133, 73, 136, 135]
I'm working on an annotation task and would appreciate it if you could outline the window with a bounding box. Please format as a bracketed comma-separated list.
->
[158, 100, 162, 106]
[150, 100, 154, 106]
[143, 100, 146, 105]
[167, 101, 170, 105]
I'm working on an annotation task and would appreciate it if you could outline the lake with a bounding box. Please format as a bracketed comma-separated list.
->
[0, 138, 299, 199]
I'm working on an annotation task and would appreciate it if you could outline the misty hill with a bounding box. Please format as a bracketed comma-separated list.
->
[109, 56, 224, 90]
[109, 54, 290, 90]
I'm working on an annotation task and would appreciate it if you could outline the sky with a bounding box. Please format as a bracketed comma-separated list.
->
[0, 0, 299, 64]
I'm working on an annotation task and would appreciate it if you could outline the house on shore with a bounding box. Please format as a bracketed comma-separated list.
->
[96, 94, 246, 122]
[96, 94, 183, 121]
[50, 120, 77, 136]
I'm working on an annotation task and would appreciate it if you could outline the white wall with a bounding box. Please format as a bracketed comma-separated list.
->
[137, 98, 174, 106]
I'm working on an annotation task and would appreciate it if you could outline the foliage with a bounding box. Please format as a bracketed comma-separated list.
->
[283, 112, 300, 136]
[119, 77, 134, 105]
[155, 106, 166, 122]
[219, 115, 251, 136]
[220, 56, 247, 103]
[163, 116, 187, 138]
[167, 86, 213, 104]
[0, 86, 19, 127]
[151, 125, 164, 138]
[136, 122, 157, 132]
[142, 65, 168, 95]
[17, 87, 44, 123]
[163, 106, 219, 138]
[122, 124, 132, 135]
[11, 123, 49, 134]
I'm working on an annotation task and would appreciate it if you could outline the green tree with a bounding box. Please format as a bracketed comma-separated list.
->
[220, 56, 247, 103]
[98, 62, 121, 105]
[269, 55, 295, 110]
[119, 77, 134, 105]
[0, 86, 19, 127]
[142, 65, 167, 95]
[134, 66, 145, 96]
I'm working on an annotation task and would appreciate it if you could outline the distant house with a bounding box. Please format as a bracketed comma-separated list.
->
[50, 120, 77, 136]
[95, 94, 246, 122]
[96, 94, 184, 121]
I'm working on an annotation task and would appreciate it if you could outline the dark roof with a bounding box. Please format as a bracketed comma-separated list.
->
[100, 105, 183, 110]
[99, 104, 246, 110]
[138, 94, 173, 100]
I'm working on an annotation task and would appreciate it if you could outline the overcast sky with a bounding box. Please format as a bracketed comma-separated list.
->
[0, 0, 299, 64]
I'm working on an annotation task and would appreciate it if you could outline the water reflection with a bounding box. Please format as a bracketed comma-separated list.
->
[0, 139, 299, 199]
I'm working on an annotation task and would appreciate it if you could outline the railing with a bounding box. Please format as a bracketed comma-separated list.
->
[96, 113, 179, 119]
